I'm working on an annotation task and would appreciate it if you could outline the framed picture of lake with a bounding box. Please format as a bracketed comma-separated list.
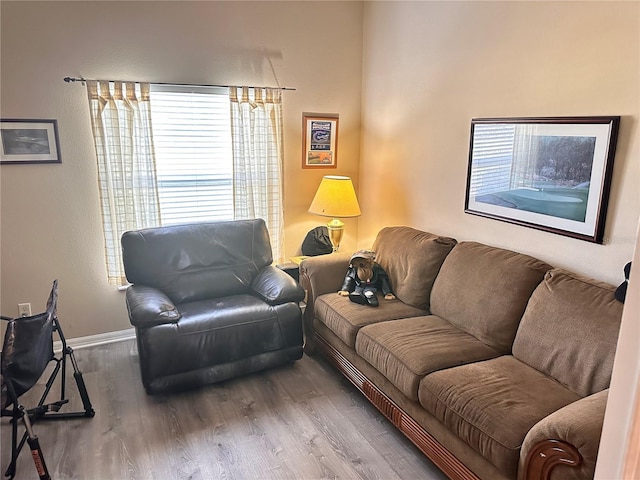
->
[465, 116, 620, 243]
[0, 119, 62, 164]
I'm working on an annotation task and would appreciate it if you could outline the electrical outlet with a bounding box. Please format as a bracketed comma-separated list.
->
[18, 303, 31, 317]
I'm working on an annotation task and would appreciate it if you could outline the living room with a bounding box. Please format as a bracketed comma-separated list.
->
[1, 1, 638, 479]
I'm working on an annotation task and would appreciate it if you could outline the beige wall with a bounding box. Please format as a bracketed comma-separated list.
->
[360, 1, 639, 287]
[360, 3, 639, 477]
[2, 1, 639, 476]
[0, 1, 363, 338]
[1, 0, 636, 352]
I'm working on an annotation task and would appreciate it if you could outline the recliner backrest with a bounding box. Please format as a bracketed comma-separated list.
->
[122, 219, 273, 304]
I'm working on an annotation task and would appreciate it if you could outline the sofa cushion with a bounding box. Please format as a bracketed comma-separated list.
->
[314, 293, 426, 347]
[372, 226, 457, 310]
[430, 242, 551, 353]
[355, 315, 502, 400]
[512, 269, 623, 397]
[418, 356, 581, 478]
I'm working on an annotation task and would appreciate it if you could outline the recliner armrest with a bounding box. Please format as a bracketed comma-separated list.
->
[251, 266, 305, 305]
[125, 285, 181, 328]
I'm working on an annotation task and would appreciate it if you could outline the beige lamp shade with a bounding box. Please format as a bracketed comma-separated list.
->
[308, 176, 361, 252]
[308, 175, 361, 218]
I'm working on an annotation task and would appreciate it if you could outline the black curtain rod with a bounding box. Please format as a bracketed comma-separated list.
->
[63, 77, 296, 91]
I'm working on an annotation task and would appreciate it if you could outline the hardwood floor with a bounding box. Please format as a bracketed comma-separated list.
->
[1, 339, 448, 480]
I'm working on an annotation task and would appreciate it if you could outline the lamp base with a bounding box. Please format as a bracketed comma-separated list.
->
[326, 218, 345, 252]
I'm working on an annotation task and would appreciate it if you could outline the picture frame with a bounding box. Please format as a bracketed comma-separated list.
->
[465, 116, 620, 244]
[0, 119, 62, 165]
[302, 113, 338, 169]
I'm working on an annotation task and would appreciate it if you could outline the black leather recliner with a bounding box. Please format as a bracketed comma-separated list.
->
[121, 219, 305, 394]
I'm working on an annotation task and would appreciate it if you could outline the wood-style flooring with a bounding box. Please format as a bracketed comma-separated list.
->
[1, 339, 448, 480]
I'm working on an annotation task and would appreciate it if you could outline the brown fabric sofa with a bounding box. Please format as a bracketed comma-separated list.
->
[300, 226, 623, 480]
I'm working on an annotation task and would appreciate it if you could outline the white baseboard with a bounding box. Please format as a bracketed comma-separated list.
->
[54, 328, 135, 353]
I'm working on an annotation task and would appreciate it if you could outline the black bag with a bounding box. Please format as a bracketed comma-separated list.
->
[615, 262, 631, 303]
[302, 226, 333, 256]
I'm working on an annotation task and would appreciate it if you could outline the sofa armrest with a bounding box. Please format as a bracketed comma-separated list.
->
[299, 252, 351, 351]
[299, 252, 351, 301]
[520, 389, 608, 480]
[251, 265, 305, 305]
[125, 285, 181, 328]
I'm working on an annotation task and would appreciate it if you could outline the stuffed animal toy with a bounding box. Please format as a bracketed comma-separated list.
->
[338, 250, 396, 307]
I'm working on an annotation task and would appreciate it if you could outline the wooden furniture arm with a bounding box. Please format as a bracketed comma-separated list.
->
[523, 440, 581, 480]
[521, 389, 608, 480]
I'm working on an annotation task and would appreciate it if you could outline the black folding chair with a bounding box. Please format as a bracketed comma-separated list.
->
[1, 280, 95, 479]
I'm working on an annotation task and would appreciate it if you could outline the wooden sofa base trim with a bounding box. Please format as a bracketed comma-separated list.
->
[313, 333, 584, 480]
[313, 333, 481, 480]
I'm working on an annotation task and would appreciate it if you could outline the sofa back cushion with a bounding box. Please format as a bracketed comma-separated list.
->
[512, 269, 623, 397]
[122, 219, 273, 304]
[372, 226, 457, 310]
[430, 242, 551, 353]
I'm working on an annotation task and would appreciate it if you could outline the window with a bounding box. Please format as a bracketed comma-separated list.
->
[87, 81, 285, 285]
[468, 124, 516, 197]
[150, 85, 233, 225]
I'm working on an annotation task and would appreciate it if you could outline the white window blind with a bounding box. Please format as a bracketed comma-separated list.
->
[469, 124, 516, 197]
[149, 85, 233, 225]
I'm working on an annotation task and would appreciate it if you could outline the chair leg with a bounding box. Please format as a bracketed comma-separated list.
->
[36, 347, 95, 420]
[73, 369, 95, 417]
[32, 319, 95, 420]
[51, 318, 95, 418]
[5, 403, 19, 479]
[3, 404, 51, 480]
[20, 406, 51, 480]
[70, 347, 95, 418]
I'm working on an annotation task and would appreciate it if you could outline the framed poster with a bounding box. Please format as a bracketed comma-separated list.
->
[302, 113, 338, 169]
[465, 116, 620, 244]
[0, 119, 62, 164]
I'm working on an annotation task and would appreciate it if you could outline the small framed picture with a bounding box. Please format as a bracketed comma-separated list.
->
[0, 119, 62, 165]
[302, 113, 338, 169]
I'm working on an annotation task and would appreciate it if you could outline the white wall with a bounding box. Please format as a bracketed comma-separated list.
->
[0, 1, 364, 338]
[360, 1, 639, 287]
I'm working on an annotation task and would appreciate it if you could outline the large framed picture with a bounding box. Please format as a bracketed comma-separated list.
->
[465, 116, 620, 244]
[302, 113, 338, 169]
[0, 119, 62, 165]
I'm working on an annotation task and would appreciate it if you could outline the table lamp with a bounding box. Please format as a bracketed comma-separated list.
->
[308, 175, 361, 252]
